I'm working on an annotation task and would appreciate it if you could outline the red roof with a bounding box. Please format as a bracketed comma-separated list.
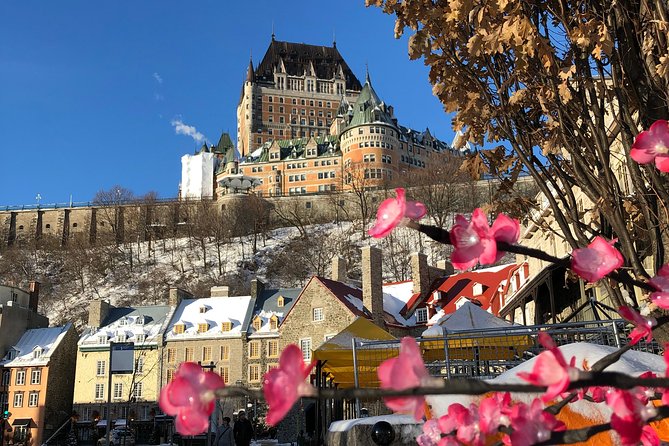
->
[428, 264, 521, 316]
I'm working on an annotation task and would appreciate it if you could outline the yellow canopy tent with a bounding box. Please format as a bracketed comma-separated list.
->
[313, 317, 398, 388]
[420, 301, 533, 362]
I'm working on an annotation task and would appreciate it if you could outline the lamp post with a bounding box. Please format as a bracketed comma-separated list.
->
[198, 362, 215, 446]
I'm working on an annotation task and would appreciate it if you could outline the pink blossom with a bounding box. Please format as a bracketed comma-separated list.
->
[368, 188, 427, 238]
[630, 120, 669, 172]
[663, 347, 669, 406]
[649, 265, 669, 309]
[159, 362, 225, 435]
[571, 236, 624, 282]
[618, 306, 656, 345]
[503, 399, 565, 446]
[517, 332, 579, 402]
[607, 389, 658, 446]
[416, 420, 442, 446]
[478, 393, 511, 435]
[378, 337, 433, 420]
[449, 209, 520, 270]
[263, 344, 316, 426]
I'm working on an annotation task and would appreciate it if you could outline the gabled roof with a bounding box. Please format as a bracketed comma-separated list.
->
[255, 39, 362, 91]
[423, 301, 517, 337]
[241, 135, 339, 164]
[2, 324, 73, 367]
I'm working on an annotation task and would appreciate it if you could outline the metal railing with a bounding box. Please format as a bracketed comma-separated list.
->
[351, 319, 660, 394]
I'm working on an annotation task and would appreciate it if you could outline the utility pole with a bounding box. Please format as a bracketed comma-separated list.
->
[198, 362, 215, 446]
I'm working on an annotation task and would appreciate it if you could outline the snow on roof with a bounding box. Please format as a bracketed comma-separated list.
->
[80, 306, 172, 348]
[329, 414, 419, 432]
[2, 324, 72, 367]
[250, 147, 263, 158]
[343, 294, 364, 313]
[427, 342, 666, 420]
[382, 280, 416, 326]
[423, 301, 517, 335]
[248, 310, 282, 338]
[166, 296, 253, 340]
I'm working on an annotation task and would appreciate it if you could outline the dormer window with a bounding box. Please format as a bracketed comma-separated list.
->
[136, 333, 146, 343]
[277, 296, 285, 307]
[6, 349, 17, 361]
[270, 316, 279, 330]
[221, 322, 232, 332]
[119, 318, 127, 326]
[173, 323, 185, 335]
[415, 308, 428, 324]
[98, 335, 108, 345]
[198, 323, 209, 333]
[199, 306, 208, 314]
[116, 333, 127, 343]
[33, 347, 43, 359]
[252, 317, 262, 332]
[135, 315, 145, 325]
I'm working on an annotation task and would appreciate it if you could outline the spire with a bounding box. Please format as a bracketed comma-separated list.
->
[246, 56, 255, 83]
[333, 28, 336, 47]
[365, 63, 371, 85]
[271, 20, 275, 41]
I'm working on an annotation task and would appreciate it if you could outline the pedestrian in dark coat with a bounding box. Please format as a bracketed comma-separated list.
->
[214, 417, 234, 446]
[232, 411, 253, 446]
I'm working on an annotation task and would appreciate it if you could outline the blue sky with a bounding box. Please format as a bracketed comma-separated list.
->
[0, 1, 456, 206]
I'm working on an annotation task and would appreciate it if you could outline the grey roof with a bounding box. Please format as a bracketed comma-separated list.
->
[254, 288, 301, 315]
[244, 135, 339, 164]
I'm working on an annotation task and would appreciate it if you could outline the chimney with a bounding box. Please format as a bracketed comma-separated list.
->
[362, 246, 384, 327]
[251, 279, 265, 299]
[411, 252, 430, 297]
[28, 281, 40, 313]
[169, 287, 193, 306]
[331, 256, 347, 282]
[88, 300, 111, 328]
[436, 260, 455, 276]
[210, 286, 230, 298]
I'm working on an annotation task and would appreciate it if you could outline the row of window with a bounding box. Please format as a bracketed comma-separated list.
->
[173, 321, 233, 334]
[343, 127, 395, 139]
[401, 155, 426, 167]
[266, 97, 333, 109]
[166, 345, 230, 364]
[2, 369, 41, 386]
[94, 382, 143, 400]
[12, 391, 39, 408]
[259, 129, 325, 139]
[95, 358, 143, 376]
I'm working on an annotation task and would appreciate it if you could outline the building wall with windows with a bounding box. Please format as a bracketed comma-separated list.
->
[73, 304, 173, 424]
[1, 324, 77, 446]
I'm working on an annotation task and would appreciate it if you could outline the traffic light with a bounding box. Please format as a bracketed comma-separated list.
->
[1, 411, 9, 420]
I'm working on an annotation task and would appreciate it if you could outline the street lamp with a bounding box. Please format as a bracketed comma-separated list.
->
[35, 194, 41, 208]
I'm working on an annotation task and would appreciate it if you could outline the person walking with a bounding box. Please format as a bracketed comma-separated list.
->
[232, 411, 253, 446]
[213, 417, 234, 446]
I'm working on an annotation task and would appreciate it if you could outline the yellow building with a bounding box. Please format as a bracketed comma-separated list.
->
[73, 301, 173, 425]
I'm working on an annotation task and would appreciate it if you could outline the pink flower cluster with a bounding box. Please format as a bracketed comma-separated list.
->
[649, 265, 669, 309]
[449, 209, 520, 270]
[570, 236, 624, 282]
[377, 337, 439, 420]
[416, 394, 565, 446]
[262, 344, 316, 426]
[158, 362, 225, 435]
[630, 120, 669, 172]
[517, 332, 580, 402]
[368, 188, 427, 238]
[618, 306, 656, 345]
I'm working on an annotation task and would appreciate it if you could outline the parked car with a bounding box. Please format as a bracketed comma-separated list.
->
[97, 428, 136, 446]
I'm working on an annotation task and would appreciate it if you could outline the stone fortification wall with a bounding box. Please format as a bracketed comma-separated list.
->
[0, 177, 536, 248]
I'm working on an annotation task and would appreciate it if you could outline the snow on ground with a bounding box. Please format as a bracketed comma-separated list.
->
[427, 342, 666, 422]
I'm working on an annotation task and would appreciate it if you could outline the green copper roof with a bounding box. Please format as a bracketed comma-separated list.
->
[344, 76, 396, 130]
[215, 132, 235, 153]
